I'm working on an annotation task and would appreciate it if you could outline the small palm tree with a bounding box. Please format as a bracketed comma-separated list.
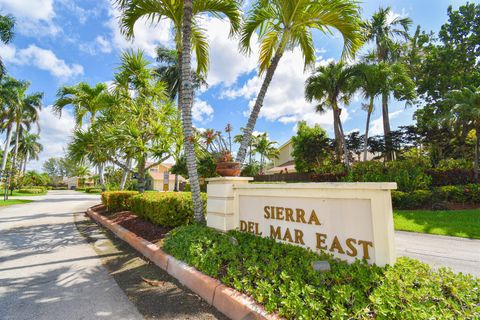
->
[235, 0, 363, 164]
[16, 132, 43, 174]
[53, 82, 112, 128]
[0, 14, 15, 76]
[253, 133, 279, 173]
[363, 7, 412, 160]
[448, 86, 480, 182]
[305, 62, 356, 168]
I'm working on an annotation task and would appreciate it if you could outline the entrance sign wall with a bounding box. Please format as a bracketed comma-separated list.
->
[206, 177, 397, 266]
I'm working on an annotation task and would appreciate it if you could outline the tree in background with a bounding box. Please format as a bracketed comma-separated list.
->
[236, 0, 363, 164]
[305, 62, 355, 167]
[253, 133, 279, 173]
[0, 13, 14, 76]
[345, 131, 363, 161]
[291, 121, 333, 173]
[16, 132, 43, 174]
[363, 6, 412, 160]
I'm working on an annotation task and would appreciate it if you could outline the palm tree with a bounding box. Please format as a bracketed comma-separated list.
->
[363, 7, 412, 160]
[155, 46, 207, 102]
[0, 14, 15, 76]
[350, 63, 386, 160]
[16, 132, 43, 174]
[305, 62, 356, 168]
[448, 86, 480, 182]
[116, 0, 240, 109]
[235, 0, 363, 164]
[53, 82, 112, 128]
[253, 133, 279, 173]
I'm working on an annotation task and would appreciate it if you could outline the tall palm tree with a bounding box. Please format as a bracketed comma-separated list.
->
[350, 63, 386, 160]
[116, 0, 240, 109]
[448, 86, 480, 182]
[180, 0, 204, 223]
[253, 133, 279, 173]
[0, 14, 15, 76]
[9, 81, 43, 172]
[16, 132, 43, 174]
[53, 82, 112, 128]
[236, 0, 363, 164]
[305, 62, 356, 168]
[363, 7, 412, 160]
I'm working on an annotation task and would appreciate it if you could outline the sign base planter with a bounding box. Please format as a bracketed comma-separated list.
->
[86, 206, 281, 320]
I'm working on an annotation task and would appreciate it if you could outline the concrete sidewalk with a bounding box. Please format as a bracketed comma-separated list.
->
[0, 191, 143, 320]
[395, 231, 480, 277]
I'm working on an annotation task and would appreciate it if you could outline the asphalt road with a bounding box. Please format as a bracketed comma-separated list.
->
[0, 191, 143, 320]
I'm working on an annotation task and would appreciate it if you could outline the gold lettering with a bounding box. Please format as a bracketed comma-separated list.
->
[296, 208, 306, 223]
[285, 208, 294, 221]
[345, 238, 357, 257]
[270, 225, 282, 240]
[283, 228, 293, 243]
[264, 206, 270, 219]
[316, 233, 328, 250]
[294, 229, 304, 245]
[358, 240, 373, 260]
[276, 207, 284, 220]
[307, 210, 321, 225]
[247, 221, 255, 233]
[329, 236, 345, 254]
[240, 220, 247, 232]
[255, 222, 262, 235]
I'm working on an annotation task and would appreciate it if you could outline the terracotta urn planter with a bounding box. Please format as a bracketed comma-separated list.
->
[216, 161, 241, 177]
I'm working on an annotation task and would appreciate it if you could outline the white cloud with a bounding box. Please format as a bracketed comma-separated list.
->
[370, 110, 402, 136]
[192, 99, 214, 124]
[0, 44, 84, 80]
[105, 3, 172, 58]
[221, 47, 338, 130]
[79, 36, 113, 55]
[27, 105, 76, 171]
[202, 16, 259, 87]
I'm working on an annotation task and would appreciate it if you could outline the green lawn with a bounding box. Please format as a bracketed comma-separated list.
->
[394, 209, 480, 239]
[0, 199, 33, 206]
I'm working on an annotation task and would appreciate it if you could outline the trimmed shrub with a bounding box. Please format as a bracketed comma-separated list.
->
[86, 188, 102, 193]
[18, 188, 44, 194]
[350, 160, 386, 182]
[386, 158, 431, 192]
[54, 187, 68, 190]
[130, 192, 207, 227]
[164, 225, 480, 319]
[392, 190, 433, 209]
[27, 186, 47, 193]
[426, 168, 476, 186]
[101, 191, 139, 212]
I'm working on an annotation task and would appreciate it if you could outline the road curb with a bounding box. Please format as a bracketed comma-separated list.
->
[86, 206, 281, 320]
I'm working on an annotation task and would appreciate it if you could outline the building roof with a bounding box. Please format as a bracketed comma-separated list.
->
[266, 160, 296, 174]
[277, 139, 292, 150]
[145, 162, 174, 169]
[149, 171, 185, 182]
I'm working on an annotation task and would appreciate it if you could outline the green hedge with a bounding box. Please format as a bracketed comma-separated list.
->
[85, 187, 102, 193]
[392, 184, 480, 209]
[17, 188, 44, 194]
[164, 225, 480, 319]
[130, 192, 207, 227]
[75, 187, 86, 191]
[101, 191, 139, 212]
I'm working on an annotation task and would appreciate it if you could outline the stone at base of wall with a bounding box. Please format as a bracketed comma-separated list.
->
[86, 206, 281, 320]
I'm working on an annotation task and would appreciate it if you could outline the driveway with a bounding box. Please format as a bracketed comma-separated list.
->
[395, 231, 480, 277]
[0, 190, 143, 320]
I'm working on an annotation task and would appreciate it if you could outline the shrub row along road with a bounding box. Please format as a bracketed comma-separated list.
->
[0, 191, 478, 320]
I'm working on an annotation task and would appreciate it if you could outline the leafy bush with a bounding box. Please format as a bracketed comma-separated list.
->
[54, 187, 68, 190]
[130, 192, 207, 227]
[17, 188, 44, 194]
[392, 190, 433, 209]
[163, 225, 480, 319]
[386, 158, 431, 192]
[350, 161, 386, 182]
[310, 171, 347, 182]
[437, 158, 473, 170]
[426, 168, 476, 186]
[75, 187, 86, 191]
[101, 191, 139, 212]
[85, 188, 102, 193]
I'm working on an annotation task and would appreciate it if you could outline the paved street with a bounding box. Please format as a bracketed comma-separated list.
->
[0, 191, 478, 320]
[0, 191, 143, 320]
[396, 230, 480, 277]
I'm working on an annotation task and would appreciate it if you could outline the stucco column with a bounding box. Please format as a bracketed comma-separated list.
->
[205, 177, 253, 232]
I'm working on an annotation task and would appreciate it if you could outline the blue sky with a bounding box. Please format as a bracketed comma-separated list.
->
[0, 0, 474, 171]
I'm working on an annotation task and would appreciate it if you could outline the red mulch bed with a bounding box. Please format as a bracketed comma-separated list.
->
[91, 205, 171, 242]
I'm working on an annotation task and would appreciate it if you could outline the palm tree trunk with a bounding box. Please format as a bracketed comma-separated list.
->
[236, 50, 284, 164]
[181, 0, 204, 223]
[23, 152, 28, 174]
[1, 124, 12, 172]
[364, 104, 373, 161]
[177, 50, 183, 111]
[382, 93, 393, 161]
[12, 122, 20, 171]
[475, 123, 479, 183]
[137, 156, 146, 193]
[174, 173, 179, 192]
[119, 158, 131, 190]
[98, 163, 106, 192]
[336, 109, 349, 169]
[333, 108, 342, 161]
